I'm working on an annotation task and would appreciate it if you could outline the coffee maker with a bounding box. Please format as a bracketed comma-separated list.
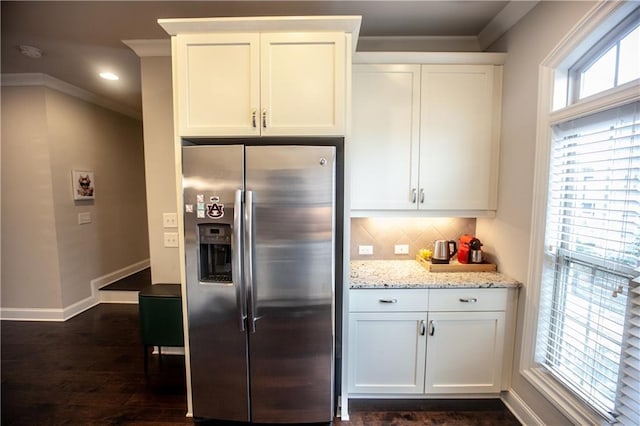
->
[458, 235, 483, 264]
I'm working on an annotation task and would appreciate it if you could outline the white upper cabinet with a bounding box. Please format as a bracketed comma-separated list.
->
[419, 65, 500, 210]
[351, 60, 503, 215]
[351, 64, 421, 210]
[176, 32, 346, 137]
[176, 33, 260, 136]
[260, 33, 345, 136]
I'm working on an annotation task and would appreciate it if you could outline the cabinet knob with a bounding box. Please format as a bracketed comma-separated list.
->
[251, 109, 257, 128]
[411, 188, 417, 203]
[420, 188, 425, 204]
[429, 320, 435, 336]
[459, 297, 478, 303]
[378, 298, 398, 304]
[420, 320, 426, 336]
[262, 109, 267, 129]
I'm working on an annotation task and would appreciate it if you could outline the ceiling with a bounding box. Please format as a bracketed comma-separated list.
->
[1, 1, 537, 118]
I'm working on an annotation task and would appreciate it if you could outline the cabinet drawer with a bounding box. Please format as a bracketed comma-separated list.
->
[350, 289, 428, 312]
[428, 288, 507, 312]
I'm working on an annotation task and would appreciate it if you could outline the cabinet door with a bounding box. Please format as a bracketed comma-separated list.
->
[425, 311, 505, 394]
[419, 65, 500, 210]
[348, 312, 426, 394]
[176, 33, 260, 137]
[260, 33, 345, 136]
[351, 64, 421, 210]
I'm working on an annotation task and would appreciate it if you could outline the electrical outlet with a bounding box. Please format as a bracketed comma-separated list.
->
[394, 244, 409, 254]
[163, 212, 178, 228]
[163, 232, 179, 248]
[358, 245, 374, 255]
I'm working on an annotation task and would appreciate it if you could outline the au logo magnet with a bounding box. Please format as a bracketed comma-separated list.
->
[206, 196, 224, 219]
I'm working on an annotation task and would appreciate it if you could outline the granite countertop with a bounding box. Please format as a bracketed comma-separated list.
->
[350, 260, 521, 289]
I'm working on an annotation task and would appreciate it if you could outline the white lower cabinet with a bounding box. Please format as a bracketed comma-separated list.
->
[349, 312, 427, 394]
[424, 311, 505, 393]
[348, 288, 508, 396]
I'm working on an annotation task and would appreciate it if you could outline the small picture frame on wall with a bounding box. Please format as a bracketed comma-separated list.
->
[72, 170, 95, 200]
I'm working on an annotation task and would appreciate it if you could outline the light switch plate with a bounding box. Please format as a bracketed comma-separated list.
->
[394, 244, 409, 254]
[358, 245, 374, 255]
[163, 232, 179, 248]
[78, 212, 91, 225]
[163, 212, 178, 228]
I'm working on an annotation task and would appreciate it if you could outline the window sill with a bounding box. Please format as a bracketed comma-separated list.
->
[522, 366, 612, 425]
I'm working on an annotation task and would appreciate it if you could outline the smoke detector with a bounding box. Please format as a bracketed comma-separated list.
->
[19, 45, 43, 59]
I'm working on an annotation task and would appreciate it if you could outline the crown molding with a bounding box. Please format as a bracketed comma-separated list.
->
[1, 73, 141, 120]
[478, 1, 540, 50]
[123, 39, 171, 57]
[358, 35, 481, 52]
[158, 15, 362, 52]
[353, 51, 507, 65]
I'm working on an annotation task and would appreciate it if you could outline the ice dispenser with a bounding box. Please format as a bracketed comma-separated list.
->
[198, 223, 232, 283]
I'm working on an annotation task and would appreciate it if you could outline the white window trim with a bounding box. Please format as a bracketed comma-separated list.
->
[568, 7, 640, 104]
[522, 1, 640, 425]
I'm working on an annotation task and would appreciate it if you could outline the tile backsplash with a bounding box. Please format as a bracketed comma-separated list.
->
[351, 217, 476, 260]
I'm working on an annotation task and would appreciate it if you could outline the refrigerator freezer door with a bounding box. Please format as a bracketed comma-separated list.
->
[246, 145, 336, 423]
[182, 145, 249, 421]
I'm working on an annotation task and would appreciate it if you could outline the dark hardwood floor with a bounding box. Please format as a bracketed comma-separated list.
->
[100, 267, 152, 291]
[336, 399, 521, 425]
[2, 302, 520, 425]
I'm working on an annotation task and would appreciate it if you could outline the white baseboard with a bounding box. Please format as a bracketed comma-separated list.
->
[1, 259, 150, 321]
[91, 259, 150, 290]
[501, 389, 544, 426]
[0, 307, 67, 322]
[0, 297, 100, 322]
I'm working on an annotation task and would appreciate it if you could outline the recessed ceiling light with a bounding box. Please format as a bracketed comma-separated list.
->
[99, 72, 119, 81]
[19, 45, 43, 59]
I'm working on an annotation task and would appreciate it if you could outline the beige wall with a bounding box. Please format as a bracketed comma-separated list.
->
[477, 1, 597, 424]
[1, 86, 63, 308]
[1, 84, 149, 310]
[140, 56, 181, 284]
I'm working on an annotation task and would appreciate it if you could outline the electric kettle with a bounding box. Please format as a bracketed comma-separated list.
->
[432, 240, 458, 264]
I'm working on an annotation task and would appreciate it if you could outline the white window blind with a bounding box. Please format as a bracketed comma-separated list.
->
[616, 269, 640, 425]
[537, 100, 639, 421]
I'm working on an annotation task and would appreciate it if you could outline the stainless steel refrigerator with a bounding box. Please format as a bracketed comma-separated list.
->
[182, 141, 342, 423]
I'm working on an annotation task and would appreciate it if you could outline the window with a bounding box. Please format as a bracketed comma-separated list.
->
[526, 3, 640, 425]
[570, 9, 640, 101]
[537, 101, 639, 420]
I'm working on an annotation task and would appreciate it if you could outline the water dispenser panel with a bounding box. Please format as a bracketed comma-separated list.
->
[198, 223, 232, 283]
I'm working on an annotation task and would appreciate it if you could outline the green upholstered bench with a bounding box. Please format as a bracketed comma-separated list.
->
[138, 284, 184, 373]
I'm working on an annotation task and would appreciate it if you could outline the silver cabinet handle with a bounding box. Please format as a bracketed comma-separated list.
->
[411, 188, 417, 203]
[420, 188, 425, 203]
[251, 109, 257, 128]
[262, 109, 267, 128]
[459, 297, 478, 303]
[429, 320, 435, 336]
[420, 320, 426, 336]
[379, 298, 398, 304]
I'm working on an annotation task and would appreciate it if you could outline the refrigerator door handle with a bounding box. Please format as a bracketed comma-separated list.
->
[245, 190, 258, 333]
[234, 189, 247, 332]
